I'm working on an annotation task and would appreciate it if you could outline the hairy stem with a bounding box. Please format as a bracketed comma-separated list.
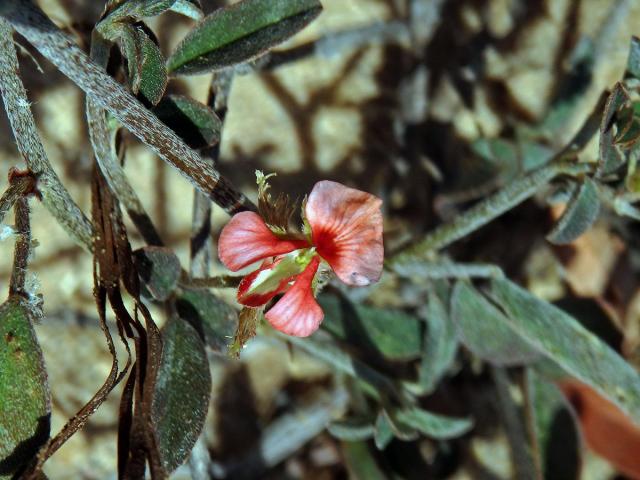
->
[389, 160, 592, 266]
[87, 32, 164, 246]
[9, 197, 31, 297]
[0, 0, 255, 215]
[0, 18, 93, 250]
[0, 175, 34, 225]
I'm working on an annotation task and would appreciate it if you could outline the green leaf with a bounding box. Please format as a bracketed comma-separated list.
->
[627, 36, 640, 79]
[169, 0, 203, 20]
[320, 294, 422, 361]
[373, 411, 394, 450]
[152, 313, 211, 473]
[546, 178, 600, 245]
[176, 289, 237, 353]
[394, 407, 473, 440]
[105, 0, 177, 23]
[598, 83, 629, 175]
[451, 282, 541, 366]
[327, 418, 374, 441]
[120, 24, 168, 105]
[166, 0, 323, 74]
[489, 278, 640, 420]
[414, 289, 458, 394]
[527, 370, 580, 480]
[154, 95, 222, 149]
[342, 441, 388, 480]
[0, 299, 50, 478]
[133, 246, 181, 301]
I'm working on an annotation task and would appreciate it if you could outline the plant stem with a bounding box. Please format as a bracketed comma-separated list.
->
[389, 160, 592, 266]
[87, 32, 164, 246]
[9, 197, 30, 297]
[0, 175, 33, 225]
[0, 18, 93, 250]
[0, 0, 256, 215]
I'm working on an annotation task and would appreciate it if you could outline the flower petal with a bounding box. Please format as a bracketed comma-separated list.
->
[305, 180, 383, 286]
[237, 259, 292, 307]
[218, 211, 307, 271]
[266, 257, 323, 337]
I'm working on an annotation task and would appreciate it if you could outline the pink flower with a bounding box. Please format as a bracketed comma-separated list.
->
[218, 180, 384, 337]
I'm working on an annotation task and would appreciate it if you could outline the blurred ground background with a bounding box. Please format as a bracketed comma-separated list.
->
[1, 0, 640, 478]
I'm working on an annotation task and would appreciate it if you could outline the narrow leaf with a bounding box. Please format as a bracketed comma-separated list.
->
[373, 411, 394, 450]
[320, 294, 422, 361]
[546, 178, 600, 245]
[342, 441, 388, 480]
[167, 0, 323, 74]
[451, 282, 541, 366]
[0, 299, 50, 478]
[327, 418, 374, 441]
[598, 83, 629, 175]
[152, 314, 211, 473]
[176, 289, 237, 353]
[170, 0, 203, 20]
[154, 95, 221, 149]
[627, 36, 640, 79]
[528, 370, 580, 480]
[490, 278, 640, 421]
[133, 246, 181, 301]
[415, 289, 458, 393]
[105, 0, 177, 23]
[120, 24, 168, 105]
[394, 407, 473, 440]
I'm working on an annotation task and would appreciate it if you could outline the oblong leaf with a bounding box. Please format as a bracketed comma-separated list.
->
[342, 441, 388, 480]
[120, 24, 168, 105]
[105, 0, 177, 22]
[394, 407, 473, 440]
[327, 418, 374, 441]
[154, 95, 221, 149]
[320, 294, 422, 361]
[373, 411, 394, 450]
[415, 289, 458, 393]
[0, 299, 50, 478]
[547, 178, 600, 245]
[167, 0, 322, 74]
[152, 314, 211, 472]
[627, 36, 640, 79]
[176, 289, 237, 353]
[133, 246, 181, 301]
[451, 282, 541, 366]
[169, 0, 203, 20]
[490, 278, 640, 421]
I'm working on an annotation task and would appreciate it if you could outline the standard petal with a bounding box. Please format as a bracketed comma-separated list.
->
[305, 180, 383, 286]
[266, 257, 323, 337]
[218, 211, 307, 271]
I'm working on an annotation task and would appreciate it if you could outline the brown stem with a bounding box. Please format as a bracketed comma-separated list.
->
[0, 18, 93, 250]
[9, 197, 31, 297]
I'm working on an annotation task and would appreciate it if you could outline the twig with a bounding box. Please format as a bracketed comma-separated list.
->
[0, 174, 33, 224]
[9, 197, 30, 297]
[0, 18, 93, 250]
[87, 32, 164, 246]
[181, 275, 242, 289]
[0, 1, 255, 215]
[388, 159, 592, 266]
[491, 367, 540, 480]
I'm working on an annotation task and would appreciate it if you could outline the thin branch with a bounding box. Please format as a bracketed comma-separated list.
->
[0, 1, 255, 215]
[388, 159, 592, 267]
[0, 18, 93, 250]
[0, 174, 34, 225]
[9, 197, 30, 297]
[87, 32, 164, 246]
[181, 275, 241, 289]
